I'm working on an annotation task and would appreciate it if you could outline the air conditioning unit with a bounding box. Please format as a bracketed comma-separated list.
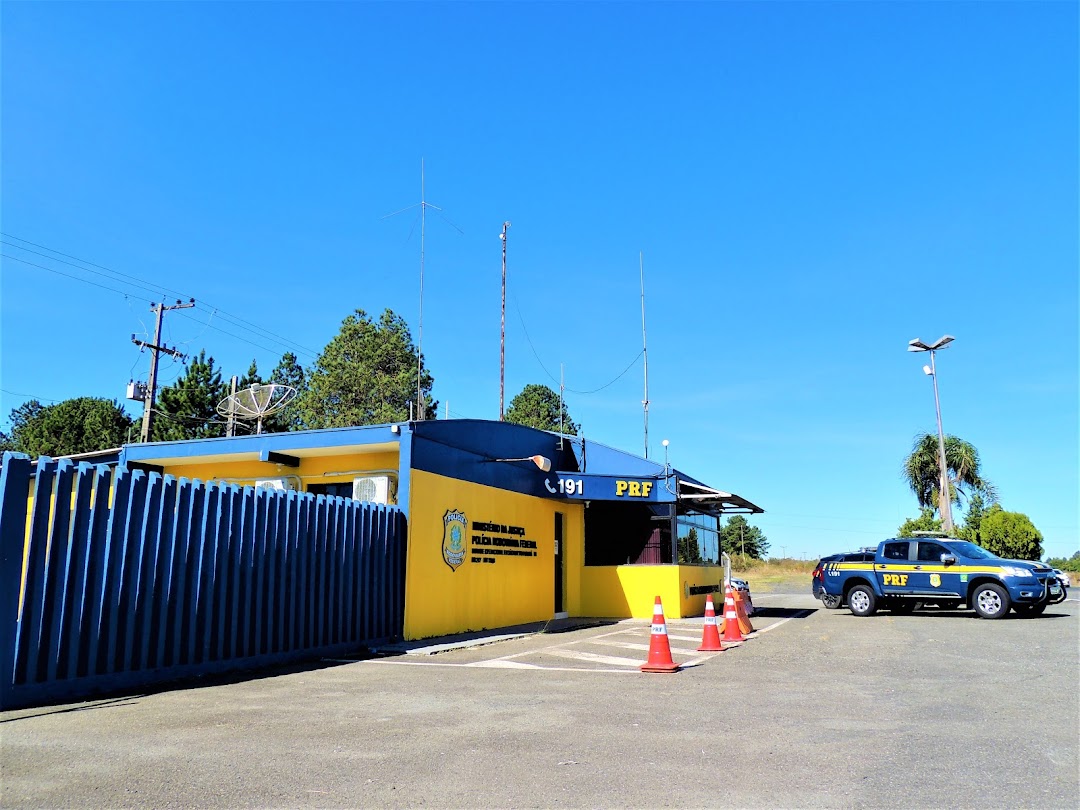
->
[254, 477, 296, 492]
[353, 475, 390, 505]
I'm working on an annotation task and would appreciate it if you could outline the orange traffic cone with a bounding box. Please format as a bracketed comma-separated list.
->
[720, 586, 745, 643]
[732, 588, 755, 635]
[697, 593, 723, 652]
[641, 597, 680, 673]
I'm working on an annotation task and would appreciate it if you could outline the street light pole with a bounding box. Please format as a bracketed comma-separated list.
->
[908, 335, 956, 533]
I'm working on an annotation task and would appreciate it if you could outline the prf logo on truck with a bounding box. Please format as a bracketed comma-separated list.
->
[820, 537, 1065, 620]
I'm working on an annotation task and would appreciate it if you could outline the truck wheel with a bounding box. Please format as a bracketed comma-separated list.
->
[848, 585, 877, 617]
[972, 583, 1010, 619]
[1012, 603, 1047, 617]
[821, 594, 842, 609]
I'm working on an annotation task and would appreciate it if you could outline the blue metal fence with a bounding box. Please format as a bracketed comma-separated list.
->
[0, 453, 406, 710]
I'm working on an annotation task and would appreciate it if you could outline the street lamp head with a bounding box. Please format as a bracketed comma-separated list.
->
[529, 454, 551, 472]
[908, 338, 930, 352]
[908, 335, 955, 353]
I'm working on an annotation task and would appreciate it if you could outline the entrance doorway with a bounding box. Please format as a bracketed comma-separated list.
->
[554, 512, 566, 618]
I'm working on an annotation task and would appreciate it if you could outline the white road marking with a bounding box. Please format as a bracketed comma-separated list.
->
[749, 610, 812, 634]
[364, 612, 805, 672]
[546, 649, 646, 667]
[592, 640, 704, 657]
[367, 658, 638, 673]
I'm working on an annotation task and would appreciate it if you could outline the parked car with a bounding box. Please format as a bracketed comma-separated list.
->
[821, 538, 1064, 618]
[1051, 569, 1071, 591]
[730, 577, 754, 616]
[812, 550, 876, 608]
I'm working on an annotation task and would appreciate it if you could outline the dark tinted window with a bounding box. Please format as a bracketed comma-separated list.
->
[308, 482, 354, 499]
[917, 542, 950, 562]
[882, 542, 909, 560]
[843, 552, 873, 562]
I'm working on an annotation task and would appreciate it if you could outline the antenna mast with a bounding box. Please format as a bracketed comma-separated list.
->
[499, 221, 511, 420]
[559, 363, 565, 450]
[382, 160, 462, 422]
[640, 252, 650, 459]
[417, 159, 427, 420]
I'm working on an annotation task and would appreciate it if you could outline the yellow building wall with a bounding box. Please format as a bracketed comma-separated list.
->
[580, 564, 725, 619]
[404, 469, 584, 640]
[160, 451, 401, 498]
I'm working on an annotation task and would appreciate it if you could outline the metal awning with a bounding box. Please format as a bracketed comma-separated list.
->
[676, 479, 763, 514]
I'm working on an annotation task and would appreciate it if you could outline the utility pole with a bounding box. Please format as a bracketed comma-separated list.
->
[132, 298, 194, 442]
[499, 221, 510, 420]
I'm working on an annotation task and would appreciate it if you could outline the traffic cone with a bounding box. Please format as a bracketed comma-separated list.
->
[697, 593, 723, 652]
[641, 597, 680, 673]
[720, 586, 745, 643]
[732, 588, 755, 635]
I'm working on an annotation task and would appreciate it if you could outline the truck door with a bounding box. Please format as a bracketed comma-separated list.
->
[877, 540, 917, 596]
[911, 540, 963, 598]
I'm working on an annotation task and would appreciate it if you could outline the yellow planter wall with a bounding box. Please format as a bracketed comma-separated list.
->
[580, 564, 725, 619]
[404, 469, 583, 640]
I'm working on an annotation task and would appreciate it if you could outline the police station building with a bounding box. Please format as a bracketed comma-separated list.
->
[118, 419, 763, 641]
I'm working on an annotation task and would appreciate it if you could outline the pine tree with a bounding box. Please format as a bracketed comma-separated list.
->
[261, 352, 307, 433]
[151, 350, 228, 441]
[296, 309, 435, 428]
[504, 384, 579, 434]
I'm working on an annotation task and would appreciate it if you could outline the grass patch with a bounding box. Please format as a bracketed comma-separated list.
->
[731, 558, 816, 592]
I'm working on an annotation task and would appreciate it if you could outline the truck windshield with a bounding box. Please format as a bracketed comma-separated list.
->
[947, 541, 999, 560]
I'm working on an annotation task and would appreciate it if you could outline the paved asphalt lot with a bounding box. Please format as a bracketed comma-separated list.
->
[2, 587, 1078, 809]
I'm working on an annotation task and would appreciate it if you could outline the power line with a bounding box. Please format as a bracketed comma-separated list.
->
[3, 248, 317, 362]
[2, 254, 143, 298]
[0, 388, 66, 404]
[508, 286, 643, 395]
[2, 235, 321, 359]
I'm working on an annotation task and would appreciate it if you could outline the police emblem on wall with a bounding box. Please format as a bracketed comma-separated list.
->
[442, 509, 468, 572]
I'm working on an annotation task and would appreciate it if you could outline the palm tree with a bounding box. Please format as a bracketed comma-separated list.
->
[902, 434, 997, 511]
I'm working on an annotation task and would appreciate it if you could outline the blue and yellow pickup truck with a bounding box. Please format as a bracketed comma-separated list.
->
[820, 536, 1066, 619]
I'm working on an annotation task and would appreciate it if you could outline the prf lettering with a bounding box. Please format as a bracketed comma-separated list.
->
[615, 480, 653, 498]
[882, 574, 909, 586]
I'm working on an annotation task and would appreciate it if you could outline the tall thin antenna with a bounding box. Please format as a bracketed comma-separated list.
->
[640, 251, 650, 459]
[559, 363, 565, 450]
[499, 221, 511, 420]
[381, 159, 462, 421]
[417, 159, 427, 420]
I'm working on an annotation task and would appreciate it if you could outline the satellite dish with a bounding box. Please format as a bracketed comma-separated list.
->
[217, 383, 297, 434]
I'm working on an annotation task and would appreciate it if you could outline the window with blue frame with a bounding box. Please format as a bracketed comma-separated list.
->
[676, 511, 719, 564]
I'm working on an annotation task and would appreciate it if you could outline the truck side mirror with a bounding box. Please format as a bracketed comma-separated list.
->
[941, 554, 957, 566]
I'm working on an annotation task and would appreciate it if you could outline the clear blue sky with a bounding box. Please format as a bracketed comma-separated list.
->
[2, 2, 1076, 560]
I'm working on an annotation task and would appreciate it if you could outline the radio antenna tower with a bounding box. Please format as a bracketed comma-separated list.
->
[382, 159, 462, 420]
[640, 252, 651, 459]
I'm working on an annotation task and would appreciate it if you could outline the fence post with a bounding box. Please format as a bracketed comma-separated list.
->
[0, 453, 32, 709]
